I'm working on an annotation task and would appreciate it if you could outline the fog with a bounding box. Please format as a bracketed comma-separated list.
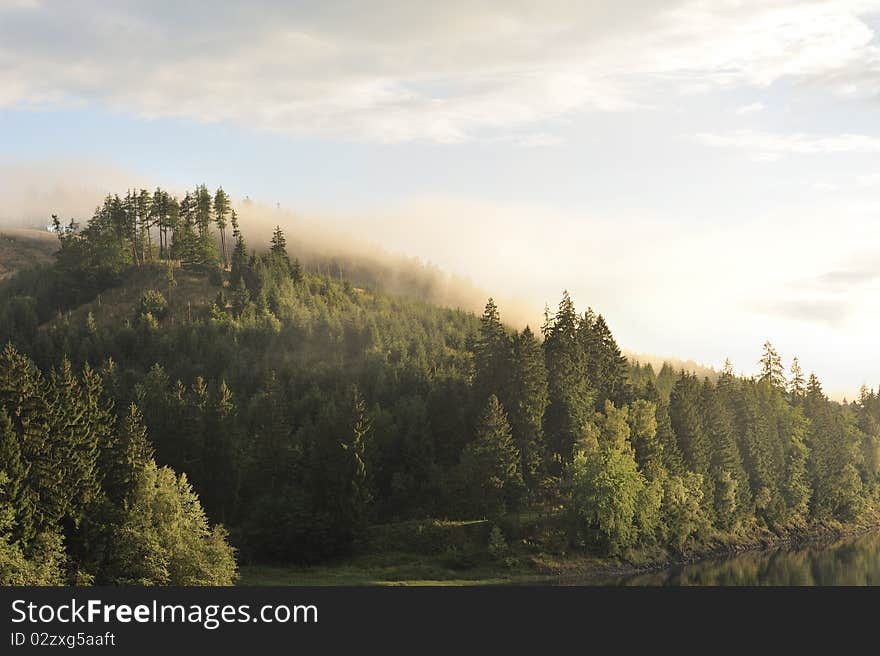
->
[1, 160, 873, 399]
[0, 162, 535, 326]
[232, 198, 537, 324]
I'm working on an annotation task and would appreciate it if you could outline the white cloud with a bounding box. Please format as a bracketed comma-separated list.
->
[3, 1, 880, 142]
[695, 129, 880, 156]
[735, 102, 765, 115]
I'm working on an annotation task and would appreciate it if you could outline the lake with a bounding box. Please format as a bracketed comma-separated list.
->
[561, 530, 880, 585]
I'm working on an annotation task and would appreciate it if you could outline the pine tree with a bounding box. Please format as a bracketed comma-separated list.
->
[505, 326, 548, 493]
[736, 380, 784, 523]
[137, 188, 153, 262]
[586, 313, 632, 408]
[174, 192, 200, 266]
[803, 374, 863, 520]
[473, 298, 510, 403]
[628, 399, 663, 481]
[339, 386, 372, 528]
[789, 357, 806, 400]
[655, 400, 685, 477]
[669, 374, 710, 476]
[543, 292, 594, 470]
[669, 374, 714, 517]
[656, 362, 678, 399]
[229, 210, 248, 286]
[270, 226, 289, 266]
[460, 395, 524, 517]
[213, 187, 231, 268]
[701, 380, 750, 528]
[194, 185, 218, 266]
[103, 404, 154, 505]
[0, 408, 35, 546]
[759, 341, 785, 389]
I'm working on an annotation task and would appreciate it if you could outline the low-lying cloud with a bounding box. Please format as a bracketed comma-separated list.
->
[4, 158, 880, 397]
[750, 298, 854, 326]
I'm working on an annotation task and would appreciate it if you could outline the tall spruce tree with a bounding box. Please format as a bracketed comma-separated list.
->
[759, 341, 785, 389]
[542, 292, 594, 471]
[213, 187, 231, 268]
[701, 379, 750, 528]
[505, 326, 549, 493]
[473, 298, 510, 403]
[460, 395, 524, 517]
[789, 357, 806, 400]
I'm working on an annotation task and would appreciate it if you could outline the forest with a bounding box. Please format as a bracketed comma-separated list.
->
[0, 185, 879, 584]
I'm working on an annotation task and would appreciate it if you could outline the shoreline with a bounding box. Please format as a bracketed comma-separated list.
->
[523, 518, 880, 584]
[237, 517, 880, 586]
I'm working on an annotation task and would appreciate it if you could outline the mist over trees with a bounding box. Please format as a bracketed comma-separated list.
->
[1, 184, 879, 583]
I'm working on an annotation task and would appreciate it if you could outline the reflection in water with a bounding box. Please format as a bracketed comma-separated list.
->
[565, 531, 880, 586]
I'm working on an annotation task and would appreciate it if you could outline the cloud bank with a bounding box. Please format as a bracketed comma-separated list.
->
[3, 1, 880, 142]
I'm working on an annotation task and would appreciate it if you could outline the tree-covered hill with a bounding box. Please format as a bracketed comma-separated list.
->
[0, 185, 878, 585]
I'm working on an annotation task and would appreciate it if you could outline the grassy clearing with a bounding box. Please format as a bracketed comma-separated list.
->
[41, 263, 219, 330]
[237, 551, 533, 586]
[0, 229, 57, 280]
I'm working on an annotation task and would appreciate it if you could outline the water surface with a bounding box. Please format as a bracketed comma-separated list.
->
[563, 531, 880, 585]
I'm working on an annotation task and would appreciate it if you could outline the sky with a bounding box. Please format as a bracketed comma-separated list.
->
[2, 0, 880, 397]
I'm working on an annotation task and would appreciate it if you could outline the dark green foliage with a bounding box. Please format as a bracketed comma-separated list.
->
[505, 327, 549, 494]
[457, 395, 524, 518]
[473, 298, 509, 403]
[669, 374, 714, 518]
[472, 300, 548, 494]
[1, 184, 877, 570]
[0, 345, 236, 585]
[542, 292, 594, 470]
[702, 379, 750, 528]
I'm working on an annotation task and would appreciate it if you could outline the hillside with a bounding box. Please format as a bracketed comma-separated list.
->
[0, 225, 718, 384]
[0, 228, 57, 280]
[1, 185, 879, 588]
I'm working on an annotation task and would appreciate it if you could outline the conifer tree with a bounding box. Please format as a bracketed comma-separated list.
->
[588, 313, 633, 408]
[655, 400, 685, 477]
[628, 399, 663, 481]
[759, 341, 785, 389]
[505, 326, 549, 493]
[213, 187, 231, 268]
[0, 409, 35, 545]
[173, 192, 200, 266]
[460, 395, 524, 517]
[669, 374, 710, 476]
[702, 380, 750, 528]
[270, 226, 289, 266]
[339, 386, 372, 528]
[543, 292, 594, 470]
[103, 404, 154, 505]
[789, 356, 806, 400]
[229, 210, 248, 286]
[669, 374, 714, 517]
[473, 298, 510, 403]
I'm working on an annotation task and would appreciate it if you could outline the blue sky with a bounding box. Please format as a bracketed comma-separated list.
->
[3, 0, 880, 396]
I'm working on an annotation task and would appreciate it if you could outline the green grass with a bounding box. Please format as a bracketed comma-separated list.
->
[0, 229, 57, 280]
[237, 551, 535, 586]
[40, 262, 219, 330]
